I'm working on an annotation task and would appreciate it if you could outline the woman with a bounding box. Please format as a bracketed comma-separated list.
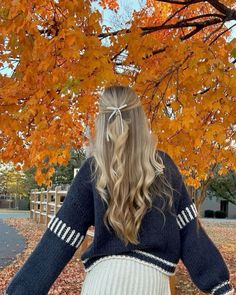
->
[4, 85, 234, 295]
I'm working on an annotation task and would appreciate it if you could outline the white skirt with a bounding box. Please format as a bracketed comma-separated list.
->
[81, 257, 172, 295]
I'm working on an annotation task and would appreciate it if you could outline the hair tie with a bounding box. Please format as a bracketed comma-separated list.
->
[106, 104, 127, 142]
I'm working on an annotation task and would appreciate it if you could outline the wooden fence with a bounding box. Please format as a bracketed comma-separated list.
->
[30, 187, 175, 294]
[29, 186, 95, 254]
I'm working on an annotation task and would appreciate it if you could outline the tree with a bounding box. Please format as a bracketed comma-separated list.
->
[207, 167, 236, 205]
[49, 148, 86, 188]
[0, 162, 31, 198]
[0, 0, 235, 189]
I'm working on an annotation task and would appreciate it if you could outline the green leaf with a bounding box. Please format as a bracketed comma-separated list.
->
[230, 48, 236, 58]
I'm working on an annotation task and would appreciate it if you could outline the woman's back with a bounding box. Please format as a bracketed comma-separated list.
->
[4, 85, 234, 295]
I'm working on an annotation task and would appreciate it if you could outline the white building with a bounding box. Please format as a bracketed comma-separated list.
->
[200, 196, 236, 219]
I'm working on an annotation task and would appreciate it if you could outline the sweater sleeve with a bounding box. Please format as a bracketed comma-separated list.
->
[165, 152, 235, 295]
[4, 157, 94, 295]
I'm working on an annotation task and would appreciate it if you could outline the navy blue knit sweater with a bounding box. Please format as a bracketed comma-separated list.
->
[4, 150, 234, 295]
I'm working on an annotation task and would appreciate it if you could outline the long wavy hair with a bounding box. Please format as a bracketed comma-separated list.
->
[89, 85, 176, 246]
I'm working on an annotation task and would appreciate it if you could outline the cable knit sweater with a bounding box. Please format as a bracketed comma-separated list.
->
[4, 150, 235, 295]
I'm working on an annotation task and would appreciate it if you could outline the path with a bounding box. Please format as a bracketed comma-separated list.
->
[0, 219, 26, 269]
[0, 212, 30, 219]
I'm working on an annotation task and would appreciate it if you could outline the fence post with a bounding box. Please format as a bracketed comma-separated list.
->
[54, 186, 61, 215]
[39, 188, 45, 224]
[45, 187, 50, 226]
[33, 189, 38, 222]
[30, 189, 35, 220]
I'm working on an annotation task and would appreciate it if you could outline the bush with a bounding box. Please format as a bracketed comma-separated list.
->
[204, 210, 215, 218]
[214, 210, 227, 218]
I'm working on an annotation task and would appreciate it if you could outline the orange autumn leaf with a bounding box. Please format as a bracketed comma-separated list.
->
[0, 0, 235, 191]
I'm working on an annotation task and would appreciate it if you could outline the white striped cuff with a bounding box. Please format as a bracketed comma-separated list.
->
[211, 280, 235, 295]
[176, 203, 198, 229]
[47, 215, 85, 249]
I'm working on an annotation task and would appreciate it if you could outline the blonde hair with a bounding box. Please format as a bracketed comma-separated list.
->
[89, 85, 176, 246]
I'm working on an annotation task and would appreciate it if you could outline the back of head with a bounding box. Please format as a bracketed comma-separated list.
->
[90, 85, 174, 246]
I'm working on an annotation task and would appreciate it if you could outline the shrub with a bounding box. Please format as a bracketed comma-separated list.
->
[214, 210, 227, 218]
[204, 210, 215, 218]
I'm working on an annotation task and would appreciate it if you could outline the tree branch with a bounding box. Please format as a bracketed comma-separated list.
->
[140, 18, 223, 36]
[209, 22, 236, 45]
[97, 0, 236, 68]
[158, 0, 204, 4]
[206, 0, 236, 20]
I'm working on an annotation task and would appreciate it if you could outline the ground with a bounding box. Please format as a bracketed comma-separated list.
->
[0, 217, 235, 295]
[175, 219, 236, 294]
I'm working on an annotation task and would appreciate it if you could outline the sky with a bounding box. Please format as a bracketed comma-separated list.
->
[94, 0, 236, 38]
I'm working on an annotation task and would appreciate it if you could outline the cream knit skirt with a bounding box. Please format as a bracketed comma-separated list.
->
[81, 257, 171, 295]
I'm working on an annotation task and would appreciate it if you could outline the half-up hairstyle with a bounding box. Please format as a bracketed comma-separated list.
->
[89, 85, 175, 246]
